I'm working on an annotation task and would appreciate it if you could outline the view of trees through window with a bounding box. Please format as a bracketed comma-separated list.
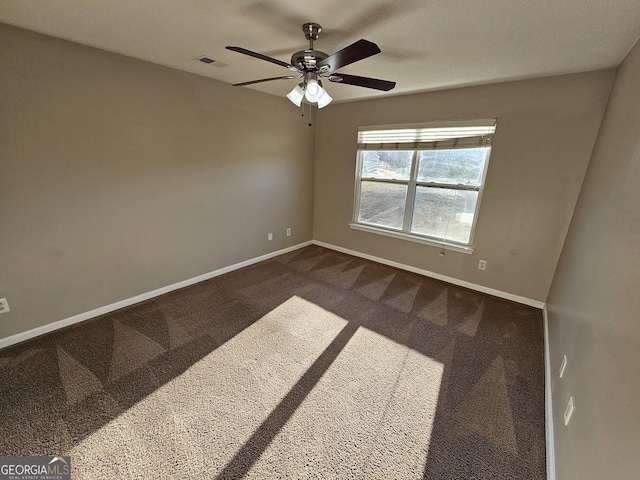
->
[357, 147, 488, 244]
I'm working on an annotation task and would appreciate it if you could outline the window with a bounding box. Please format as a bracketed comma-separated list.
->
[351, 119, 496, 252]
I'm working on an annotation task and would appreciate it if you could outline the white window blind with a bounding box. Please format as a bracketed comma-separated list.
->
[358, 120, 496, 151]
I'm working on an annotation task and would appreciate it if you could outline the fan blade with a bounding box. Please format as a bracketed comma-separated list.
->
[317, 39, 381, 73]
[226, 46, 298, 71]
[233, 76, 299, 87]
[328, 73, 396, 91]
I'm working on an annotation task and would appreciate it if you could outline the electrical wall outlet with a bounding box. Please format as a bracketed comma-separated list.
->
[564, 396, 575, 426]
[286, 228, 292, 237]
[0, 298, 10, 315]
[559, 355, 568, 378]
[267, 233, 273, 241]
[478, 260, 487, 270]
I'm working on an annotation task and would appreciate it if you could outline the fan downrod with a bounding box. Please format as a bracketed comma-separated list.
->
[291, 23, 328, 71]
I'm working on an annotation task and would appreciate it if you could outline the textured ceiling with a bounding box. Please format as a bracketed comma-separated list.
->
[1, 0, 640, 103]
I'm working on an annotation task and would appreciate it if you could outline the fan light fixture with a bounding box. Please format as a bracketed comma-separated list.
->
[304, 79, 323, 102]
[286, 84, 305, 107]
[286, 79, 333, 108]
[317, 89, 333, 109]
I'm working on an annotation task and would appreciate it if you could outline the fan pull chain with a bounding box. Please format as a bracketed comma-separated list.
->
[299, 102, 313, 127]
[298, 102, 314, 127]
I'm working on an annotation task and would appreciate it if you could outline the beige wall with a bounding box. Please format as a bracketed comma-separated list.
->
[0, 23, 314, 339]
[313, 71, 614, 302]
[546, 38, 640, 478]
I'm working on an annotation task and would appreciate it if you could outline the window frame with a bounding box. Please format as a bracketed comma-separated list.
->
[350, 121, 495, 254]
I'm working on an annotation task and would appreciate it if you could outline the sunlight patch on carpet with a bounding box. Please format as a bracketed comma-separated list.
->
[68, 296, 347, 479]
[245, 326, 444, 479]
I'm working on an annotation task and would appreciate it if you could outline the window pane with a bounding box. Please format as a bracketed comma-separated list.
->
[411, 187, 478, 244]
[417, 148, 487, 185]
[358, 181, 407, 230]
[361, 150, 413, 180]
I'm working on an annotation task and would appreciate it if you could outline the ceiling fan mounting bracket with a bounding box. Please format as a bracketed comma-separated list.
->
[302, 22, 322, 42]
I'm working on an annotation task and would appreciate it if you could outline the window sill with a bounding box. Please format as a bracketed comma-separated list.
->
[349, 223, 475, 254]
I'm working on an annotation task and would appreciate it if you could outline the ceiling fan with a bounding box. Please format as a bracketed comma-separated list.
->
[226, 22, 396, 109]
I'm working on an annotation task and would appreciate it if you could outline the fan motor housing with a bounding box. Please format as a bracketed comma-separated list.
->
[291, 49, 328, 71]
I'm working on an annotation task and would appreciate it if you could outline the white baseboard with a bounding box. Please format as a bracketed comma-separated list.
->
[543, 305, 556, 480]
[312, 240, 545, 309]
[1, 237, 545, 341]
[0, 241, 313, 350]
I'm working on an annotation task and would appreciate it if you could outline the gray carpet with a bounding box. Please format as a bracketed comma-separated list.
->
[0, 245, 546, 479]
